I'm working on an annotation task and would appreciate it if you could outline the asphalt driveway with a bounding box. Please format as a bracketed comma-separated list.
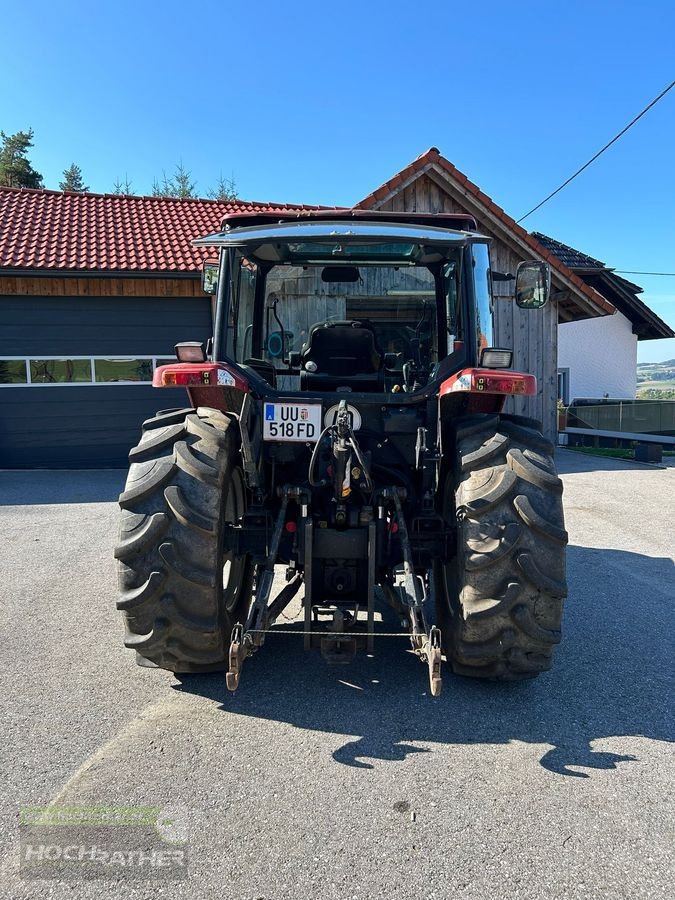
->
[0, 450, 673, 899]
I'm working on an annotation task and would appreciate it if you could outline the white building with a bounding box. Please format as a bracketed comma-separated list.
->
[558, 310, 637, 401]
[533, 234, 673, 403]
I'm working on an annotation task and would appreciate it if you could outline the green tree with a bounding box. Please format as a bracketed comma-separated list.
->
[59, 163, 89, 192]
[207, 173, 237, 201]
[0, 128, 44, 188]
[111, 174, 133, 194]
[152, 162, 197, 198]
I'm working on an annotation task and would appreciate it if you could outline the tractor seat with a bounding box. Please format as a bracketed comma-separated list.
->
[300, 320, 384, 392]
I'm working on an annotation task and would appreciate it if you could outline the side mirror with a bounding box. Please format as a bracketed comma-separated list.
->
[202, 260, 219, 295]
[515, 261, 550, 309]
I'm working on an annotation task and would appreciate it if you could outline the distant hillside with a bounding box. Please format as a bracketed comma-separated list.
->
[638, 358, 675, 368]
[636, 359, 675, 398]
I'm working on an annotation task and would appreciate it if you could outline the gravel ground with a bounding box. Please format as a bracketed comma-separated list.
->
[0, 451, 673, 899]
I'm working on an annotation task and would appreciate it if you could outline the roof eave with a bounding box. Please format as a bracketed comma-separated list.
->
[599, 272, 675, 340]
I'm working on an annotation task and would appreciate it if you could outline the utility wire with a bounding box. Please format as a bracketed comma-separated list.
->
[517, 80, 675, 223]
[615, 270, 675, 277]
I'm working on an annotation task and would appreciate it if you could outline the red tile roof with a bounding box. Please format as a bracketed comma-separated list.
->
[0, 154, 618, 321]
[0, 187, 325, 274]
[356, 147, 616, 317]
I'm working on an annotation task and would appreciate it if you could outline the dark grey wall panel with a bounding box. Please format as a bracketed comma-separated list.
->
[0, 385, 189, 468]
[0, 295, 212, 356]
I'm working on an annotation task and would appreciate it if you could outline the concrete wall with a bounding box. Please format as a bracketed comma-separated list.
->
[558, 310, 637, 400]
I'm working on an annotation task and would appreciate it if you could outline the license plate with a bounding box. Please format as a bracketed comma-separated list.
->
[263, 403, 322, 442]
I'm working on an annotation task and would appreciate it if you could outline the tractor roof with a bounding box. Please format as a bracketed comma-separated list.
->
[215, 208, 478, 233]
[193, 218, 487, 266]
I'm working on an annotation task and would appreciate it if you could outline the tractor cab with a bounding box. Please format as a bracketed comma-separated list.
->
[196, 212, 494, 397]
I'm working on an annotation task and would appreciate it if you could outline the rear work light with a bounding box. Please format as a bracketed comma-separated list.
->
[440, 368, 537, 397]
[480, 348, 513, 369]
[174, 341, 206, 363]
[153, 362, 249, 392]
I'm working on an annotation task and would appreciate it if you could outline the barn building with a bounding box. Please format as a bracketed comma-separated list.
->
[0, 192, 320, 466]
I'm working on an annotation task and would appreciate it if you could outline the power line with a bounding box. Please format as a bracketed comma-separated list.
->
[615, 270, 675, 277]
[517, 79, 675, 224]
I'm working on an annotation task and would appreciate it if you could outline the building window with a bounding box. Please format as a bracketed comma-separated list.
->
[30, 359, 93, 384]
[0, 357, 176, 386]
[0, 360, 28, 384]
[557, 367, 570, 405]
[94, 359, 155, 383]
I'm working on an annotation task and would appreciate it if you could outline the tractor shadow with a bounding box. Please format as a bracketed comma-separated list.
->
[174, 545, 675, 778]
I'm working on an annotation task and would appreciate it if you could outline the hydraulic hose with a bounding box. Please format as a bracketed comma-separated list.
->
[308, 424, 334, 487]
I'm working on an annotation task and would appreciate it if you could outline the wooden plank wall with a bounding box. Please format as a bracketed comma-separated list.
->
[0, 275, 203, 298]
[375, 173, 559, 441]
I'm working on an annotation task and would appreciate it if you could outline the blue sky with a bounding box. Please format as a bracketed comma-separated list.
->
[3, 0, 674, 362]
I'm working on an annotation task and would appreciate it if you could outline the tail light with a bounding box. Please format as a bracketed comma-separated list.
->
[153, 362, 249, 392]
[440, 368, 536, 397]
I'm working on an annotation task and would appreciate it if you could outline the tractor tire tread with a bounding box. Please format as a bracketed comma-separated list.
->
[142, 408, 195, 431]
[118, 459, 177, 508]
[116, 407, 252, 673]
[114, 512, 170, 561]
[437, 413, 567, 680]
[164, 485, 217, 534]
[128, 423, 187, 461]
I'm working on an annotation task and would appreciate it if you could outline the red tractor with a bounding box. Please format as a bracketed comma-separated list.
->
[116, 210, 567, 695]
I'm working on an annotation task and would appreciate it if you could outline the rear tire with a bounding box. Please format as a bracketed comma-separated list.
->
[115, 407, 253, 673]
[436, 414, 568, 679]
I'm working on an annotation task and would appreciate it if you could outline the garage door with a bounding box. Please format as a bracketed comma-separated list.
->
[0, 293, 212, 468]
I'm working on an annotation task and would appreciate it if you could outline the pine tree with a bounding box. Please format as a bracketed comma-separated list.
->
[151, 162, 197, 198]
[59, 163, 89, 192]
[111, 175, 133, 194]
[0, 129, 44, 188]
[207, 174, 237, 201]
